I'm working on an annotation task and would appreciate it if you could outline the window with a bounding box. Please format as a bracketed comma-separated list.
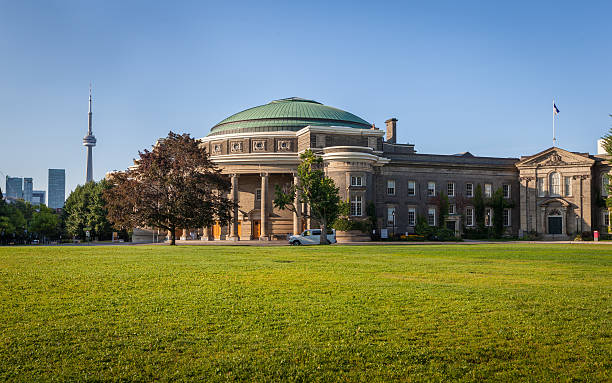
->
[466, 207, 474, 227]
[484, 183, 492, 198]
[449, 204, 456, 215]
[427, 182, 436, 197]
[427, 208, 436, 226]
[549, 172, 561, 196]
[350, 195, 362, 216]
[278, 140, 290, 151]
[564, 176, 572, 197]
[407, 181, 416, 196]
[447, 182, 455, 197]
[315, 134, 326, 148]
[485, 207, 493, 226]
[351, 176, 363, 187]
[603, 174, 610, 197]
[387, 180, 396, 195]
[603, 210, 610, 228]
[255, 189, 261, 201]
[466, 183, 474, 197]
[253, 141, 265, 151]
[503, 208, 511, 227]
[408, 208, 416, 226]
[537, 177, 545, 197]
[503, 184, 511, 198]
[387, 207, 396, 226]
[231, 142, 243, 152]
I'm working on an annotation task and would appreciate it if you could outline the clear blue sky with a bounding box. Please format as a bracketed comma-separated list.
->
[1, 0, 611, 196]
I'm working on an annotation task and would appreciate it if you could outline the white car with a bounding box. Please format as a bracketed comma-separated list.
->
[288, 229, 337, 245]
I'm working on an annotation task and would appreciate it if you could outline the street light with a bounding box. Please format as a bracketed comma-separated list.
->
[392, 210, 396, 239]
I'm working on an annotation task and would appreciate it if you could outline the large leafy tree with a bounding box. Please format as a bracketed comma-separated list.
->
[63, 180, 114, 240]
[473, 184, 485, 230]
[30, 205, 60, 240]
[603, 119, 612, 226]
[0, 194, 62, 243]
[274, 149, 341, 245]
[104, 131, 234, 245]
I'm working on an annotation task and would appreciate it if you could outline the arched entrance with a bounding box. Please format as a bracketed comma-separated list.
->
[538, 198, 571, 239]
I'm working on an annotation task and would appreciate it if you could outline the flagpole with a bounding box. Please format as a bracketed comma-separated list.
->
[552, 99, 556, 147]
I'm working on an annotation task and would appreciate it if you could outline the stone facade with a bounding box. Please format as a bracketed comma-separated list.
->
[194, 124, 611, 241]
[163, 98, 612, 242]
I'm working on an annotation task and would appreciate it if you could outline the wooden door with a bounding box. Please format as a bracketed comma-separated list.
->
[252, 220, 261, 239]
[548, 217, 562, 234]
[237, 222, 242, 238]
[213, 222, 221, 239]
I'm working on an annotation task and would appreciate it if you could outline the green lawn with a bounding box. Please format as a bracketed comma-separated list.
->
[0, 244, 610, 382]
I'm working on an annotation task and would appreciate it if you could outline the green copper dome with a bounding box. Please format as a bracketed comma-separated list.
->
[207, 97, 371, 136]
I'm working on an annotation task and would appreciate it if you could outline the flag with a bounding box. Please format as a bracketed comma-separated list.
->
[553, 103, 560, 115]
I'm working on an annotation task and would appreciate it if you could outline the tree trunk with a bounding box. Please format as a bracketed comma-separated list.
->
[320, 219, 329, 245]
[170, 226, 176, 245]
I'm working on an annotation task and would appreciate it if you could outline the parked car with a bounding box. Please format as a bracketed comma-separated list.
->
[288, 229, 336, 245]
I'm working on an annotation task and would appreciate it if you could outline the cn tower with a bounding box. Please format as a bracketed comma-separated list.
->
[83, 85, 97, 183]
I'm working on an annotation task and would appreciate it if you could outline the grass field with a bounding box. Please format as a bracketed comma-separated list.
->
[0, 244, 610, 382]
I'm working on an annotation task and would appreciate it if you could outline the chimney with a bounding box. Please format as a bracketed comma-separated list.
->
[597, 138, 606, 155]
[385, 118, 397, 143]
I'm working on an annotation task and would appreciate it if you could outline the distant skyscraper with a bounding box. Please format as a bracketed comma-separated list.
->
[32, 190, 46, 206]
[23, 178, 33, 203]
[5, 176, 23, 200]
[48, 169, 65, 209]
[83, 85, 97, 183]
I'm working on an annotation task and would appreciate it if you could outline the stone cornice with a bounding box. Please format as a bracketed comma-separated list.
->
[296, 125, 385, 137]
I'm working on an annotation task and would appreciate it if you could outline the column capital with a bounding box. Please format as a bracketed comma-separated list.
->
[260, 172, 269, 178]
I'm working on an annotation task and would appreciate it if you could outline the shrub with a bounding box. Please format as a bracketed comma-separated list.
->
[332, 218, 371, 233]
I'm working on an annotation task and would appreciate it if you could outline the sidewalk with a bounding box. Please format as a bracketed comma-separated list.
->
[147, 239, 612, 246]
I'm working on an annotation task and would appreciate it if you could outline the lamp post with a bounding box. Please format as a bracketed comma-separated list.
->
[392, 210, 396, 239]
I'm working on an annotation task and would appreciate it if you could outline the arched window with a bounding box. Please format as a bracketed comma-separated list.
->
[549, 172, 561, 196]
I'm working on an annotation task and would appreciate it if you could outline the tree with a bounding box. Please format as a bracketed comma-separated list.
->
[603, 120, 612, 230]
[601, 117, 612, 157]
[473, 184, 485, 230]
[438, 192, 449, 228]
[63, 180, 114, 241]
[488, 187, 512, 237]
[30, 205, 60, 241]
[273, 149, 342, 245]
[104, 131, 234, 245]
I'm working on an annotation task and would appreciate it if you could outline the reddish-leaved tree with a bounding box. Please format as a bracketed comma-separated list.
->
[104, 131, 234, 245]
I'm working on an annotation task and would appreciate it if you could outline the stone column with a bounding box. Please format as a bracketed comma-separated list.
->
[561, 206, 567, 235]
[180, 228, 188, 241]
[201, 226, 213, 241]
[293, 173, 302, 235]
[260, 173, 269, 240]
[229, 174, 240, 241]
[519, 177, 528, 235]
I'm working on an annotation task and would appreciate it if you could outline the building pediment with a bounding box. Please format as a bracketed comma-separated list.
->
[516, 147, 594, 168]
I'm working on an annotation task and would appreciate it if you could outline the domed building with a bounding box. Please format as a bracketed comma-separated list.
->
[174, 97, 611, 242]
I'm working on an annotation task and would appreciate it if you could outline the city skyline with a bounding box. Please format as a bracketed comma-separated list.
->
[1, 1, 611, 195]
